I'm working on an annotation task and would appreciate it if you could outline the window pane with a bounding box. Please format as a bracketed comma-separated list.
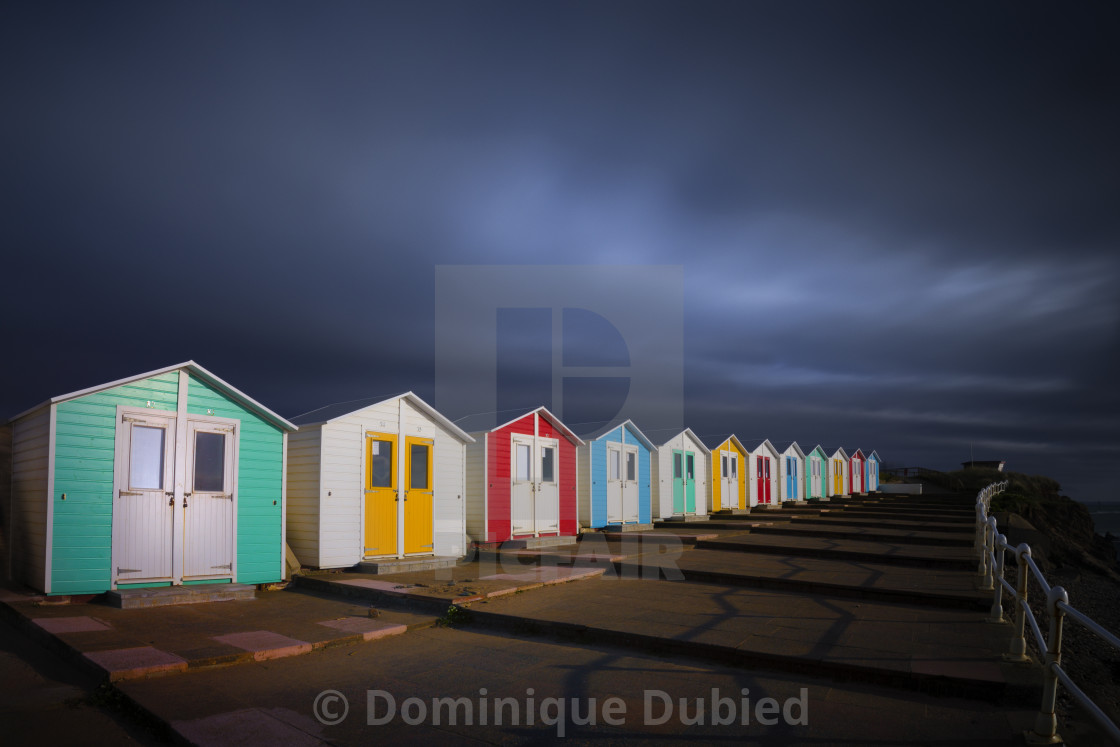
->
[369, 439, 393, 488]
[410, 443, 430, 490]
[731, 456, 737, 477]
[129, 426, 164, 490]
[516, 443, 531, 481]
[626, 452, 636, 481]
[541, 446, 555, 482]
[609, 449, 620, 480]
[194, 432, 225, 492]
[673, 453, 682, 479]
[686, 454, 694, 479]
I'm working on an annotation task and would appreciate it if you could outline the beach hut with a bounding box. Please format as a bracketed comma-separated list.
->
[827, 447, 850, 497]
[848, 449, 867, 495]
[461, 407, 583, 544]
[866, 450, 882, 492]
[705, 434, 749, 511]
[651, 428, 711, 519]
[576, 420, 654, 528]
[285, 393, 473, 568]
[776, 442, 807, 503]
[749, 439, 782, 506]
[6, 362, 294, 596]
[805, 445, 829, 500]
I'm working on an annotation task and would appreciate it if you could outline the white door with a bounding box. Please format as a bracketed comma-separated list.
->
[811, 458, 821, 497]
[622, 445, 640, 523]
[606, 445, 623, 523]
[511, 436, 535, 535]
[720, 450, 738, 509]
[113, 412, 177, 583]
[183, 419, 236, 579]
[535, 439, 560, 533]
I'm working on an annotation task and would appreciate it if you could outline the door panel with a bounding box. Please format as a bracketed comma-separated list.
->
[511, 436, 535, 535]
[114, 413, 177, 583]
[404, 437, 434, 554]
[671, 450, 684, 514]
[183, 420, 236, 579]
[622, 445, 639, 522]
[535, 439, 560, 533]
[607, 445, 623, 522]
[685, 452, 696, 513]
[364, 433, 398, 557]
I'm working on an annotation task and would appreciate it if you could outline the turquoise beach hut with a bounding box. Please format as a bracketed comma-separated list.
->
[6, 362, 295, 595]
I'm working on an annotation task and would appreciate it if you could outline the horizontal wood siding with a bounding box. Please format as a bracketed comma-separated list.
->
[10, 406, 51, 592]
[187, 375, 284, 585]
[650, 449, 665, 519]
[486, 427, 512, 542]
[589, 440, 606, 528]
[576, 443, 592, 528]
[464, 439, 486, 543]
[284, 426, 322, 567]
[52, 372, 179, 594]
[629, 426, 652, 525]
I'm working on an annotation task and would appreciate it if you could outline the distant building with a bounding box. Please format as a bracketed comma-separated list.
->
[962, 460, 1005, 472]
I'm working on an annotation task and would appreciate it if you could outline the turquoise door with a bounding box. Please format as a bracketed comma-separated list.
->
[785, 457, 797, 499]
[685, 452, 696, 512]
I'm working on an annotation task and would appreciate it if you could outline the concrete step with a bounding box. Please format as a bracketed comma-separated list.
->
[748, 524, 974, 548]
[599, 522, 656, 533]
[710, 508, 751, 515]
[791, 515, 975, 532]
[657, 519, 781, 531]
[104, 582, 256, 609]
[836, 509, 973, 523]
[500, 535, 579, 550]
[465, 578, 1041, 704]
[695, 535, 976, 570]
[658, 514, 710, 522]
[356, 556, 459, 574]
[618, 548, 990, 610]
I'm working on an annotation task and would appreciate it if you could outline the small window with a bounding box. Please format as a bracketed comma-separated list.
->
[626, 451, 636, 482]
[129, 425, 165, 490]
[686, 454, 694, 480]
[721, 455, 728, 478]
[516, 443, 531, 482]
[730, 455, 737, 478]
[541, 446, 556, 483]
[673, 453, 682, 479]
[194, 432, 226, 492]
[369, 439, 394, 488]
[410, 443, 430, 490]
[609, 449, 620, 480]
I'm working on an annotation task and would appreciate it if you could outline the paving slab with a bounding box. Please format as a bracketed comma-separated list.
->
[115, 625, 1036, 744]
[2, 585, 438, 681]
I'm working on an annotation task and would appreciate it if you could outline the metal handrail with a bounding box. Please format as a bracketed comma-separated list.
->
[974, 480, 1120, 742]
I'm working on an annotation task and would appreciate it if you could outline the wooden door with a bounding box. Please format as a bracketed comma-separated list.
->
[364, 432, 398, 557]
[183, 419, 236, 579]
[403, 437, 434, 554]
[113, 411, 177, 584]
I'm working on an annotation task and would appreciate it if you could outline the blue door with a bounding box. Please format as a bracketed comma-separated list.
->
[785, 457, 797, 499]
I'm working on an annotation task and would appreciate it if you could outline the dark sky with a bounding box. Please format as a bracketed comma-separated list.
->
[3, 2, 1118, 502]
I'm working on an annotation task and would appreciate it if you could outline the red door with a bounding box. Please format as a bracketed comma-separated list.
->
[757, 457, 771, 503]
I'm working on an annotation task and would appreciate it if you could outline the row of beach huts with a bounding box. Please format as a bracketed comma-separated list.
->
[5, 362, 881, 596]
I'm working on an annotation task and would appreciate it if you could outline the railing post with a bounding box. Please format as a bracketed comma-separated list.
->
[990, 530, 1006, 622]
[1007, 543, 1030, 662]
[980, 518, 994, 590]
[1029, 586, 1068, 744]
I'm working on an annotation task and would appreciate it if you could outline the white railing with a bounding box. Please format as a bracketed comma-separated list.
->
[975, 481, 1120, 743]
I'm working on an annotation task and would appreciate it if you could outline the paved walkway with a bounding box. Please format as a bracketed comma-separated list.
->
[116, 625, 1035, 745]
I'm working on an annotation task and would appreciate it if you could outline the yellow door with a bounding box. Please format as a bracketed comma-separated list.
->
[403, 436, 434, 555]
[364, 432, 398, 557]
[833, 460, 842, 494]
